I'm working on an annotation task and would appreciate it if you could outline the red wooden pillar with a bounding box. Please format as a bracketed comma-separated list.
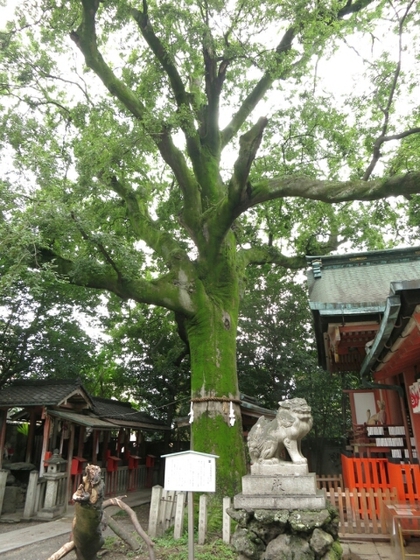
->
[66, 423, 75, 502]
[39, 412, 51, 477]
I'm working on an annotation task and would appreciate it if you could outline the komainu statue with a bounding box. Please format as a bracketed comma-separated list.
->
[248, 398, 313, 466]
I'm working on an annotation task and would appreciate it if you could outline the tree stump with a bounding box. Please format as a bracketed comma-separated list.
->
[72, 464, 105, 560]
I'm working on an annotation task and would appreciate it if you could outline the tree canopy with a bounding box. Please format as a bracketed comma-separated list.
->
[1, 0, 420, 493]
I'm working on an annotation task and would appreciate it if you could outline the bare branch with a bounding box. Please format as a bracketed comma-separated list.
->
[363, 0, 416, 180]
[46, 541, 75, 560]
[70, 210, 124, 283]
[240, 245, 306, 268]
[103, 497, 156, 560]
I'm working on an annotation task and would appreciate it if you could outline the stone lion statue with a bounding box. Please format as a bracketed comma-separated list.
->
[248, 398, 313, 466]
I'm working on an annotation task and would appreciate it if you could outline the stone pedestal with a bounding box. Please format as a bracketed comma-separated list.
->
[250, 461, 309, 476]
[37, 472, 67, 519]
[234, 471, 327, 510]
[229, 471, 342, 559]
[234, 491, 327, 510]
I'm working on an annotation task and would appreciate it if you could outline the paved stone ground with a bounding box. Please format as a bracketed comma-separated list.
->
[341, 538, 395, 559]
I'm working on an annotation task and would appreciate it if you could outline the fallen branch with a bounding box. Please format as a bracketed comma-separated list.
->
[46, 541, 75, 560]
[103, 510, 139, 551]
[103, 497, 156, 560]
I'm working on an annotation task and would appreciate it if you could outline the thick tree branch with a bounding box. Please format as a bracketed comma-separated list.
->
[70, 0, 147, 122]
[106, 175, 194, 267]
[221, 26, 296, 148]
[129, 3, 224, 207]
[207, 117, 268, 252]
[238, 171, 420, 214]
[201, 28, 228, 155]
[240, 245, 306, 269]
[229, 117, 268, 202]
[131, 4, 190, 111]
[156, 130, 203, 233]
[35, 248, 196, 315]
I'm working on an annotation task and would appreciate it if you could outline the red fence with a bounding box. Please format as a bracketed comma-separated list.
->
[387, 461, 420, 503]
[342, 454, 420, 505]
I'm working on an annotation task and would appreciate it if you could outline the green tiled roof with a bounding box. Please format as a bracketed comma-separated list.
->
[307, 247, 420, 308]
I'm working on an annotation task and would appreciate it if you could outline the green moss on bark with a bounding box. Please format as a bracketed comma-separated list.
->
[193, 413, 246, 496]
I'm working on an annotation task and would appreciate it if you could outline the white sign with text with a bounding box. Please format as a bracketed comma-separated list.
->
[162, 450, 218, 492]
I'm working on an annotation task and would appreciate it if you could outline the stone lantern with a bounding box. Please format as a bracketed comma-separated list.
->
[46, 449, 67, 474]
[39, 449, 68, 519]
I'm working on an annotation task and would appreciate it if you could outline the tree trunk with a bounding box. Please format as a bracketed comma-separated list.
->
[72, 464, 105, 560]
[186, 250, 247, 496]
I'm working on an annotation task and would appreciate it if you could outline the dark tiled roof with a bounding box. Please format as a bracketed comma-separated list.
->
[240, 393, 276, 418]
[48, 409, 118, 429]
[307, 247, 420, 307]
[0, 379, 92, 407]
[91, 396, 165, 428]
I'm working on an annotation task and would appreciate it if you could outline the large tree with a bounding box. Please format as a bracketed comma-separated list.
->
[1, 0, 420, 493]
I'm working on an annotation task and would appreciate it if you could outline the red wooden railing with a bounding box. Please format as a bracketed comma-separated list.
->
[388, 461, 420, 503]
[341, 454, 420, 505]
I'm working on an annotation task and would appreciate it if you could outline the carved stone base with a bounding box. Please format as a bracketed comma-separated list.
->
[241, 473, 317, 496]
[235, 471, 326, 510]
[250, 461, 309, 476]
[233, 490, 327, 510]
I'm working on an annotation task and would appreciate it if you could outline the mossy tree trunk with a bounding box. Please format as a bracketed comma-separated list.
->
[185, 233, 247, 494]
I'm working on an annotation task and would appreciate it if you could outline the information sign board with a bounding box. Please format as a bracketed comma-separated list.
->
[162, 450, 218, 492]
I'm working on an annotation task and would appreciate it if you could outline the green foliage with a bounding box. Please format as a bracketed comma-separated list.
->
[155, 536, 236, 560]
[0, 276, 99, 387]
[91, 300, 190, 421]
[16, 422, 29, 436]
[237, 266, 316, 408]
